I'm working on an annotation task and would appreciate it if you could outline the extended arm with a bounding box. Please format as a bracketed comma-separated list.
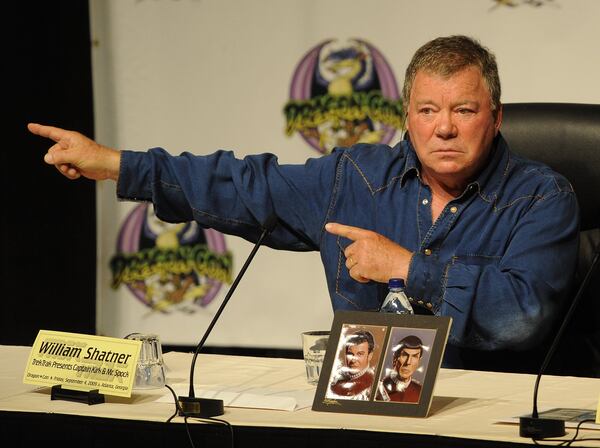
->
[29, 123, 341, 250]
[116, 147, 341, 250]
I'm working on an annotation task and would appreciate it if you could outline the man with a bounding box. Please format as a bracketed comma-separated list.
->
[376, 335, 424, 403]
[327, 330, 375, 400]
[28, 35, 579, 371]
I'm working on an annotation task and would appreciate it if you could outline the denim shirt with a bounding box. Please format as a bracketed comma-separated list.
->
[117, 134, 579, 362]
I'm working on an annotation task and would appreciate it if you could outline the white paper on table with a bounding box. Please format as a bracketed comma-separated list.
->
[158, 384, 315, 411]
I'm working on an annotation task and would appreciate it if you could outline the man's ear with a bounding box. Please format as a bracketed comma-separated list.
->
[494, 103, 503, 136]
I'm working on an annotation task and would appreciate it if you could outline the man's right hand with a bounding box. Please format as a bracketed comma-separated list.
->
[28, 123, 121, 181]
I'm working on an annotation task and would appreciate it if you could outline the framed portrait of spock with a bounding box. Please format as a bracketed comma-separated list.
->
[312, 310, 452, 418]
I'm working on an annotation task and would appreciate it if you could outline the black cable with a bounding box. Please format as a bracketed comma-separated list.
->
[164, 384, 180, 423]
[190, 416, 235, 448]
[164, 383, 196, 448]
[164, 383, 234, 448]
[564, 419, 596, 447]
[531, 418, 596, 446]
[184, 416, 196, 448]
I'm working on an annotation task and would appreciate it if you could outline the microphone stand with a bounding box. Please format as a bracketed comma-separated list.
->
[178, 215, 278, 418]
[519, 245, 600, 439]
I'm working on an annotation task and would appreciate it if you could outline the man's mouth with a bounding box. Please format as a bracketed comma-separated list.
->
[433, 148, 461, 154]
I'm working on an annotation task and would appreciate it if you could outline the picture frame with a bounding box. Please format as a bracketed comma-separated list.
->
[312, 310, 452, 418]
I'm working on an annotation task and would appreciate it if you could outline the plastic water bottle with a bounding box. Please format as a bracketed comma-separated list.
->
[380, 278, 414, 314]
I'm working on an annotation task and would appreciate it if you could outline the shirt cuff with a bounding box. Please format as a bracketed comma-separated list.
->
[441, 262, 482, 346]
[116, 150, 153, 202]
[405, 251, 447, 314]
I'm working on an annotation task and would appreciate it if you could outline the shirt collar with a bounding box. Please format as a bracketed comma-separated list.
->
[398, 133, 510, 199]
[398, 138, 420, 186]
[467, 133, 510, 199]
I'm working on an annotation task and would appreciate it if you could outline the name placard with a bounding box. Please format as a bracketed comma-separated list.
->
[23, 330, 142, 398]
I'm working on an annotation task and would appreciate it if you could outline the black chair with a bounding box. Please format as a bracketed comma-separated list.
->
[501, 103, 600, 377]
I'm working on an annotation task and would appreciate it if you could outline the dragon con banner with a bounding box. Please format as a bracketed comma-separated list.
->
[91, 0, 600, 349]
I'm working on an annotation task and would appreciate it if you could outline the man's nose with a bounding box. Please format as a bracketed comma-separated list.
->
[435, 110, 457, 139]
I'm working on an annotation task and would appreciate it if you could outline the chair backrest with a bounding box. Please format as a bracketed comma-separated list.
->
[501, 102, 600, 377]
[501, 103, 600, 232]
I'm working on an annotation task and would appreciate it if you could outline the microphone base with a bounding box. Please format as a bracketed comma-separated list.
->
[178, 396, 224, 418]
[519, 416, 565, 439]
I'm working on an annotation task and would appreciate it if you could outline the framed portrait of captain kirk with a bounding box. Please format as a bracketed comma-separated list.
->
[312, 310, 452, 418]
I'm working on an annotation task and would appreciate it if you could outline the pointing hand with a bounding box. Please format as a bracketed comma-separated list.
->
[28, 123, 121, 181]
[325, 222, 413, 284]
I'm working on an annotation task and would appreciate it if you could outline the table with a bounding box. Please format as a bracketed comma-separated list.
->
[1, 345, 599, 447]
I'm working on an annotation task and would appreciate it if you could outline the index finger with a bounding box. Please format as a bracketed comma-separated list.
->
[27, 123, 68, 143]
[325, 222, 370, 240]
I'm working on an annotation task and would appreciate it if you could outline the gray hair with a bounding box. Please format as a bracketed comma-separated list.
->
[402, 35, 501, 116]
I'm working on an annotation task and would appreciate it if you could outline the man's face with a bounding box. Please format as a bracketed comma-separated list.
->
[406, 66, 502, 188]
[345, 341, 372, 372]
[394, 347, 421, 381]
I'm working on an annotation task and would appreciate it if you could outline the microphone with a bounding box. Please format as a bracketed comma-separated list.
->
[177, 214, 279, 418]
[519, 243, 600, 439]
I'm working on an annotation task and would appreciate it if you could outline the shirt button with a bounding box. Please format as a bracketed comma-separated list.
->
[424, 248, 432, 256]
[450, 206, 458, 213]
[422, 199, 429, 205]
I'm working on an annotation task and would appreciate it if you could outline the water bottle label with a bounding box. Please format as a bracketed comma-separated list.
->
[380, 291, 414, 314]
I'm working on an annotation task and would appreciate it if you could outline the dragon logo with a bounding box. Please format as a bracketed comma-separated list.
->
[110, 204, 232, 314]
[284, 38, 404, 154]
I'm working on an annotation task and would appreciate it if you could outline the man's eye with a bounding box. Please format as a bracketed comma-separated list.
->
[457, 108, 474, 115]
[419, 108, 433, 114]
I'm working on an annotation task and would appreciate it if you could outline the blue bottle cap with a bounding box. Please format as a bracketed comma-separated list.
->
[388, 278, 405, 288]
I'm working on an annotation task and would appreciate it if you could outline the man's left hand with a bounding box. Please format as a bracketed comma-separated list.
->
[325, 222, 413, 284]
